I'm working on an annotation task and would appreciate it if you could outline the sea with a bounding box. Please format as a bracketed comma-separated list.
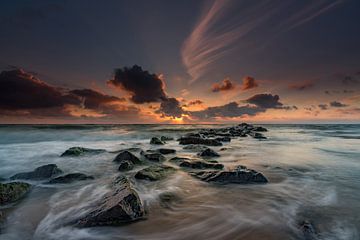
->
[0, 124, 359, 240]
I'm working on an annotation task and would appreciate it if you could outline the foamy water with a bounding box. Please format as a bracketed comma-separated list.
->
[0, 124, 359, 240]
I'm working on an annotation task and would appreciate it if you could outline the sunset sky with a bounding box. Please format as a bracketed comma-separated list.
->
[0, 0, 359, 123]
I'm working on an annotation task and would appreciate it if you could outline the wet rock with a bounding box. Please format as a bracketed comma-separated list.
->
[61, 147, 105, 157]
[74, 176, 145, 227]
[157, 149, 176, 155]
[252, 126, 268, 132]
[159, 192, 181, 208]
[215, 137, 231, 142]
[150, 137, 165, 145]
[0, 182, 31, 205]
[135, 165, 176, 181]
[10, 164, 63, 180]
[180, 160, 224, 170]
[143, 153, 166, 162]
[300, 220, 317, 240]
[190, 165, 268, 184]
[118, 160, 134, 171]
[113, 151, 141, 165]
[183, 144, 208, 151]
[169, 157, 192, 164]
[109, 147, 143, 154]
[178, 137, 222, 146]
[199, 148, 220, 157]
[249, 131, 267, 139]
[47, 173, 94, 184]
[160, 136, 174, 141]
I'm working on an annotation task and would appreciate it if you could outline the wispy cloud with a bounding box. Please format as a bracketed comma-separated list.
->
[182, 0, 343, 83]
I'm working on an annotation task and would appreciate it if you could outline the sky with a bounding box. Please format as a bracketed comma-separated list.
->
[0, 0, 359, 124]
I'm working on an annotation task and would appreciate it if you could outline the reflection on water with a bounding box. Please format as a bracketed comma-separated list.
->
[0, 124, 359, 240]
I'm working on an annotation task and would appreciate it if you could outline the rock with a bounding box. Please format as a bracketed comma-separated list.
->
[143, 153, 166, 162]
[160, 136, 174, 141]
[0, 182, 31, 205]
[135, 165, 176, 181]
[47, 173, 94, 184]
[215, 137, 231, 142]
[183, 144, 208, 151]
[199, 148, 220, 157]
[157, 149, 176, 155]
[180, 160, 224, 170]
[169, 157, 192, 164]
[190, 165, 268, 184]
[74, 176, 145, 227]
[249, 131, 267, 139]
[113, 151, 141, 164]
[178, 137, 222, 146]
[159, 192, 181, 208]
[109, 147, 143, 154]
[61, 147, 105, 157]
[150, 137, 165, 145]
[118, 160, 134, 171]
[300, 220, 317, 240]
[10, 164, 63, 180]
[252, 126, 268, 132]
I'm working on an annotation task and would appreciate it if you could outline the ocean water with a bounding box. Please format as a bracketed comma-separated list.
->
[0, 124, 359, 240]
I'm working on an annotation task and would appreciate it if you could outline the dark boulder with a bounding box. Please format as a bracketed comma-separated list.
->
[249, 131, 267, 139]
[190, 165, 268, 184]
[10, 164, 63, 180]
[183, 144, 208, 151]
[150, 137, 165, 145]
[199, 148, 220, 157]
[74, 176, 145, 227]
[47, 173, 94, 184]
[160, 136, 174, 141]
[179, 160, 224, 170]
[118, 160, 134, 171]
[113, 151, 141, 164]
[143, 153, 166, 162]
[169, 157, 192, 164]
[61, 147, 105, 157]
[135, 165, 176, 181]
[178, 137, 222, 146]
[252, 126, 268, 132]
[0, 182, 31, 205]
[157, 149, 176, 155]
[215, 137, 231, 142]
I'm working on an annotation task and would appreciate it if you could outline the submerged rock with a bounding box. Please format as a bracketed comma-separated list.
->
[0, 182, 31, 205]
[252, 126, 268, 132]
[143, 153, 166, 162]
[160, 136, 174, 141]
[159, 192, 181, 208]
[180, 160, 224, 170]
[183, 144, 208, 151]
[118, 160, 134, 171]
[74, 176, 145, 227]
[135, 165, 176, 181]
[10, 164, 63, 180]
[300, 220, 317, 240]
[157, 149, 176, 155]
[169, 157, 192, 164]
[191, 165, 268, 184]
[61, 147, 105, 157]
[199, 148, 220, 157]
[215, 137, 231, 142]
[150, 137, 165, 145]
[47, 173, 94, 184]
[249, 131, 267, 139]
[178, 137, 222, 146]
[113, 151, 141, 164]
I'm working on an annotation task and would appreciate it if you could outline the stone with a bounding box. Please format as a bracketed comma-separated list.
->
[199, 148, 220, 157]
[143, 153, 166, 162]
[190, 165, 268, 184]
[160, 136, 174, 141]
[159, 192, 181, 208]
[183, 144, 208, 151]
[150, 137, 165, 145]
[249, 131, 267, 139]
[179, 160, 224, 170]
[113, 151, 141, 164]
[135, 165, 176, 181]
[74, 176, 145, 227]
[61, 147, 105, 157]
[47, 173, 94, 184]
[118, 160, 134, 171]
[178, 137, 222, 146]
[157, 149, 176, 155]
[215, 137, 231, 142]
[0, 182, 31, 205]
[10, 164, 63, 180]
[252, 126, 268, 132]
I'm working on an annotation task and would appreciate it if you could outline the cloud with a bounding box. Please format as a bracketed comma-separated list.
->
[156, 97, 184, 118]
[289, 81, 314, 90]
[241, 76, 258, 90]
[107, 65, 167, 104]
[330, 101, 348, 108]
[342, 76, 359, 85]
[318, 104, 328, 110]
[211, 78, 235, 92]
[70, 89, 125, 110]
[190, 101, 264, 119]
[188, 100, 204, 106]
[0, 69, 79, 110]
[245, 93, 283, 109]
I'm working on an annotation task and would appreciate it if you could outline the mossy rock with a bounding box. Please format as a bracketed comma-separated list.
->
[61, 147, 106, 157]
[135, 165, 176, 181]
[0, 182, 31, 205]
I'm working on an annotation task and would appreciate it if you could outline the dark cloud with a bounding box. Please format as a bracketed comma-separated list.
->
[70, 89, 125, 109]
[245, 93, 283, 109]
[156, 97, 185, 118]
[191, 102, 264, 119]
[241, 76, 258, 90]
[211, 78, 235, 92]
[330, 101, 348, 107]
[107, 65, 167, 104]
[289, 81, 314, 90]
[318, 104, 328, 110]
[342, 76, 359, 85]
[0, 69, 79, 110]
[188, 100, 203, 106]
